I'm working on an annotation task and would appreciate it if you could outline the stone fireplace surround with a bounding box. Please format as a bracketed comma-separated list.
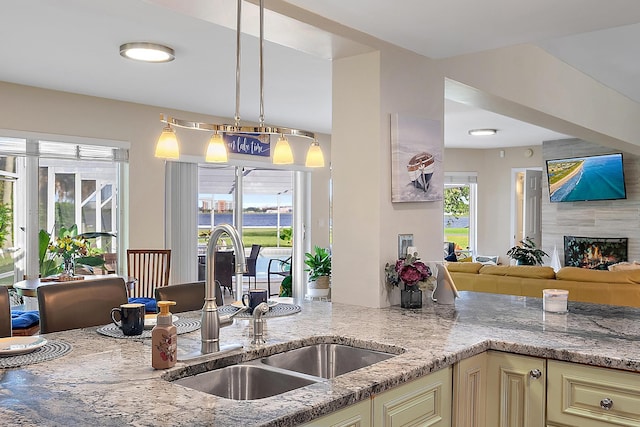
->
[542, 138, 640, 267]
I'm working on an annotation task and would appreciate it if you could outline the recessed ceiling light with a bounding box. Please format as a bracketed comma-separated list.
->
[468, 128, 497, 136]
[119, 42, 174, 63]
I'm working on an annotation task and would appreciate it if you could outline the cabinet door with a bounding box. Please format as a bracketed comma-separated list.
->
[547, 359, 640, 427]
[453, 352, 487, 427]
[486, 351, 545, 427]
[373, 366, 452, 427]
[301, 399, 371, 427]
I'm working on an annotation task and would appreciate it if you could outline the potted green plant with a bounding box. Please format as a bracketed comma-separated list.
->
[304, 246, 331, 297]
[506, 237, 548, 266]
[39, 225, 107, 277]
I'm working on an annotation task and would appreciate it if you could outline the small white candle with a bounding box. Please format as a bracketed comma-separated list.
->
[543, 289, 568, 313]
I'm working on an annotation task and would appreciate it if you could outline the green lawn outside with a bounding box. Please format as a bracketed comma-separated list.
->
[444, 227, 469, 250]
[0, 255, 14, 285]
[198, 227, 292, 248]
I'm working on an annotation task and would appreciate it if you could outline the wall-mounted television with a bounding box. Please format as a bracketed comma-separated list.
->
[546, 153, 626, 202]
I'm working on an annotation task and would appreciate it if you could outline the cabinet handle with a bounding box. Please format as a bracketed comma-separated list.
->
[600, 398, 614, 410]
[529, 369, 542, 379]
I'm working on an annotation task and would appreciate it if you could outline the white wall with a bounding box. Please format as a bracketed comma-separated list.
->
[440, 45, 640, 153]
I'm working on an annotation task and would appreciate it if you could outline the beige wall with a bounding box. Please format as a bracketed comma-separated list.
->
[0, 81, 332, 254]
[444, 146, 542, 263]
[4, 38, 640, 307]
[331, 41, 640, 308]
[331, 48, 443, 308]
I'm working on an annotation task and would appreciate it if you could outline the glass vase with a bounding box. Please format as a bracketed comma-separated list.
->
[401, 286, 422, 309]
[62, 257, 75, 277]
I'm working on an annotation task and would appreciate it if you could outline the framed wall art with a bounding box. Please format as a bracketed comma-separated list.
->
[390, 114, 443, 203]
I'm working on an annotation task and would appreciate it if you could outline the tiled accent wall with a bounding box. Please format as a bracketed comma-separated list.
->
[542, 138, 640, 266]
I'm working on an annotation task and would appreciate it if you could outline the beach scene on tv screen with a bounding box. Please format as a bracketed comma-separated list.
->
[547, 153, 626, 202]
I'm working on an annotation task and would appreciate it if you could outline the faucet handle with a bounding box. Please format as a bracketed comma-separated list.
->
[251, 302, 270, 345]
[253, 302, 269, 317]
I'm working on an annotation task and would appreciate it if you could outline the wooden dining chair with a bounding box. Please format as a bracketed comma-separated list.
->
[0, 286, 11, 338]
[37, 276, 128, 334]
[126, 249, 171, 298]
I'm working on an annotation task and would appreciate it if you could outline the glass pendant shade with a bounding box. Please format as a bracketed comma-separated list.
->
[273, 135, 294, 164]
[205, 133, 228, 162]
[305, 141, 325, 167]
[155, 125, 180, 159]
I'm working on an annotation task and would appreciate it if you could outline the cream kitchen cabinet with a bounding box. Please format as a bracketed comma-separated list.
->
[453, 351, 488, 427]
[301, 399, 372, 427]
[303, 367, 452, 427]
[373, 366, 452, 426]
[547, 359, 640, 427]
[453, 351, 545, 427]
[486, 351, 546, 427]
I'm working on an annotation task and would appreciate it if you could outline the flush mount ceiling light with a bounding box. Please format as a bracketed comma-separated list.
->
[156, 0, 324, 168]
[120, 42, 175, 63]
[468, 128, 498, 136]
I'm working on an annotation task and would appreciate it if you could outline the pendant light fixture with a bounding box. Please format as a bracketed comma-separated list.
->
[155, 0, 324, 167]
[155, 125, 180, 159]
[305, 140, 325, 167]
[205, 133, 228, 162]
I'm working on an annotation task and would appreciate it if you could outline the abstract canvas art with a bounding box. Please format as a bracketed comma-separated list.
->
[390, 114, 443, 203]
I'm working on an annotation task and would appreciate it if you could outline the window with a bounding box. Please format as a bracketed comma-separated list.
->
[0, 156, 17, 286]
[1, 136, 127, 280]
[198, 165, 294, 282]
[40, 159, 118, 251]
[444, 173, 477, 260]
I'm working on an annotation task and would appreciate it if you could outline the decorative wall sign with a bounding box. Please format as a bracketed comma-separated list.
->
[390, 114, 443, 202]
[224, 133, 270, 157]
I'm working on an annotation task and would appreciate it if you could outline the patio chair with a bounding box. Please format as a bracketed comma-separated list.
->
[267, 256, 291, 297]
[243, 244, 261, 288]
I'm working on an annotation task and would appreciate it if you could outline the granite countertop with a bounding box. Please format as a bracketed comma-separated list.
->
[1, 291, 640, 426]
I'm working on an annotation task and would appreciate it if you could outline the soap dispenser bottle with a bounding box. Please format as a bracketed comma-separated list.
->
[152, 300, 177, 370]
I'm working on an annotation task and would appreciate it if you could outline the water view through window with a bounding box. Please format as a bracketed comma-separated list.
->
[198, 166, 294, 283]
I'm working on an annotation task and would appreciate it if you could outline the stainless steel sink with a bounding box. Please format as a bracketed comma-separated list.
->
[260, 343, 396, 379]
[171, 342, 401, 400]
[173, 364, 318, 400]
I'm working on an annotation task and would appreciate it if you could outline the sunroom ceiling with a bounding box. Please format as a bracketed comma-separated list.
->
[198, 166, 293, 195]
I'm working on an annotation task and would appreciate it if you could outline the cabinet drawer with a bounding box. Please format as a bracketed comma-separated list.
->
[548, 360, 640, 427]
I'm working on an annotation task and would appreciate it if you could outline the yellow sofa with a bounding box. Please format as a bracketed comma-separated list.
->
[446, 262, 640, 307]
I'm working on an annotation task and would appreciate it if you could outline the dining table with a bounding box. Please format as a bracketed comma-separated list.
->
[13, 274, 137, 310]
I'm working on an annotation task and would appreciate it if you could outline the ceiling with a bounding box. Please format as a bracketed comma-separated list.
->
[2, 0, 640, 149]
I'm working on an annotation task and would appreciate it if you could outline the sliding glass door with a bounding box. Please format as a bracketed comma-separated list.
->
[0, 156, 17, 286]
